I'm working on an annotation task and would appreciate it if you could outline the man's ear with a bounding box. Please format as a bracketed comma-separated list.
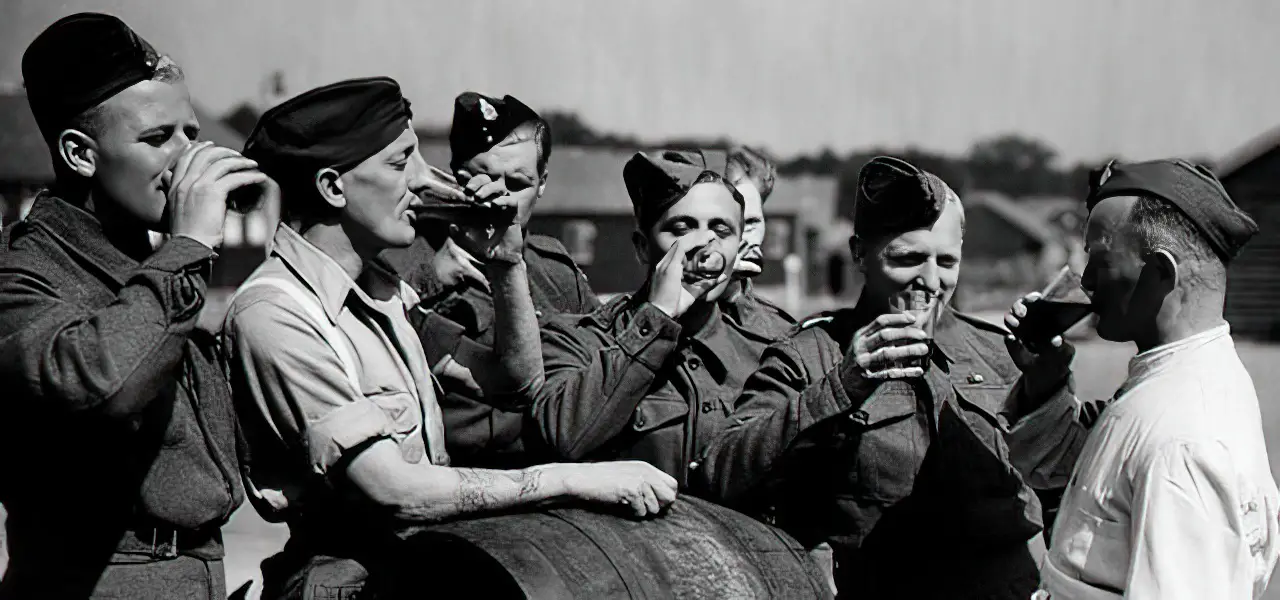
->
[315, 168, 346, 210]
[57, 129, 98, 178]
[536, 168, 550, 200]
[848, 235, 867, 272]
[1149, 248, 1180, 290]
[632, 229, 650, 267]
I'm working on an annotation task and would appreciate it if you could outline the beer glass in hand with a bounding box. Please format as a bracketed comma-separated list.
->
[1012, 265, 1093, 347]
[886, 288, 940, 373]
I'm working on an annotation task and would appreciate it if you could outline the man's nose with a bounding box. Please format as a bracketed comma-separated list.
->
[916, 260, 941, 293]
[405, 151, 430, 198]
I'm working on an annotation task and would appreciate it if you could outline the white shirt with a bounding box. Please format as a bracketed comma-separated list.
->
[1040, 324, 1280, 599]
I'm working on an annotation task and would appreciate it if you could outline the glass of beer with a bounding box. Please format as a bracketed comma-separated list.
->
[1013, 264, 1093, 345]
[887, 288, 940, 373]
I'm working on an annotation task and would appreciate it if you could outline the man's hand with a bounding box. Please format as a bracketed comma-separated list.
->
[166, 141, 266, 248]
[845, 312, 931, 383]
[431, 237, 489, 291]
[453, 171, 524, 264]
[648, 233, 729, 319]
[433, 355, 483, 397]
[1004, 291, 1075, 402]
[558, 461, 679, 519]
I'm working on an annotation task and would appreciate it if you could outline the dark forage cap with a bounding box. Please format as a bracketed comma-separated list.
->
[242, 77, 413, 196]
[853, 156, 958, 241]
[449, 92, 541, 171]
[625, 150, 741, 230]
[22, 12, 163, 141]
[1086, 159, 1258, 262]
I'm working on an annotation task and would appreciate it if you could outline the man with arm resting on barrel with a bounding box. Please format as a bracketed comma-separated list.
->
[222, 78, 675, 600]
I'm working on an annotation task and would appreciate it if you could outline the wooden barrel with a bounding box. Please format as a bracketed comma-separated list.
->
[401, 496, 832, 599]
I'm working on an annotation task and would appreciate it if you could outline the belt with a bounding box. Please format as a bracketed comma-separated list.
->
[118, 522, 224, 560]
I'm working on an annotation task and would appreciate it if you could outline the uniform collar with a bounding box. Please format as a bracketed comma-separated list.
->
[20, 193, 143, 286]
[269, 223, 417, 324]
[1127, 323, 1231, 385]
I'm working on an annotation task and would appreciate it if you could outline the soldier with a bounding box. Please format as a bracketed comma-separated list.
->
[222, 78, 675, 598]
[380, 92, 599, 469]
[536, 149, 785, 491]
[719, 145, 795, 341]
[698, 156, 1090, 599]
[0, 13, 249, 599]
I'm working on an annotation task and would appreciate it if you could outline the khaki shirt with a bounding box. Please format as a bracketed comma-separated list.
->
[223, 224, 448, 522]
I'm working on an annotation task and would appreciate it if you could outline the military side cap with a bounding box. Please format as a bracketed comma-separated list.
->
[1086, 159, 1258, 262]
[22, 13, 163, 142]
[449, 92, 541, 170]
[625, 149, 740, 229]
[853, 155, 958, 241]
[243, 77, 413, 195]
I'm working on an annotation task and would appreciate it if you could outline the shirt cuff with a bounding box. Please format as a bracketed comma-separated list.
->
[144, 235, 219, 273]
[616, 302, 682, 371]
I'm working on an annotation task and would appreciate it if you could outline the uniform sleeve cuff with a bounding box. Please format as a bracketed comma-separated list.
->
[616, 302, 681, 370]
[144, 235, 218, 273]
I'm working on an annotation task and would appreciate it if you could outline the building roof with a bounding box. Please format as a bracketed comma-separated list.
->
[964, 190, 1060, 247]
[0, 91, 244, 183]
[1213, 123, 1280, 180]
[419, 140, 833, 219]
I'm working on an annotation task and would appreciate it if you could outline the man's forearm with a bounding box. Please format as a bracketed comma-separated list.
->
[485, 259, 544, 400]
[390, 463, 568, 523]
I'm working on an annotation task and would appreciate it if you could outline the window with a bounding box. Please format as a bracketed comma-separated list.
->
[563, 219, 598, 266]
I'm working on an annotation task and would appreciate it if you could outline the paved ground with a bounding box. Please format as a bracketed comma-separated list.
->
[5, 335, 1280, 596]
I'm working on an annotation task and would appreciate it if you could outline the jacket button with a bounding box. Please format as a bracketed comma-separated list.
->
[535, 310, 544, 318]
[688, 357, 701, 370]
[850, 410, 869, 424]
[967, 373, 985, 384]
[639, 325, 651, 336]
[701, 401, 714, 413]
[688, 460, 700, 470]
[634, 407, 646, 428]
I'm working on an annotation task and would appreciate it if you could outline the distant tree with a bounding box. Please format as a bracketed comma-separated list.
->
[966, 134, 1060, 197]
[542, 111, 600, 146]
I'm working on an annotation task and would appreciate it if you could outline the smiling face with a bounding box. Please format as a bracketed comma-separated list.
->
[455, 125, 545, 227]
[335, 127, 428, 251]
[75, 79, 199, 230]
[638, 181, 744, 303]
[855, 199, 965, 314]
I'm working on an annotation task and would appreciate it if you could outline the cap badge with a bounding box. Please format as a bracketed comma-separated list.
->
[479, 98, 499, 121]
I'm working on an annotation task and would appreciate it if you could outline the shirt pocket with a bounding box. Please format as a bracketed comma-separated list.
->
[846, 387, 925, 502]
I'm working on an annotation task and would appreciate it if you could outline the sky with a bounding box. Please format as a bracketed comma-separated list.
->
[3, 0, 1279, 165]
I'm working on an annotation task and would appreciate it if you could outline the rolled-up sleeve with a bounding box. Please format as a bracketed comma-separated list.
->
[225, 300, 411, 476]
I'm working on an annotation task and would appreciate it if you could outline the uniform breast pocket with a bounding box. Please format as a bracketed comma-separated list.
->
[847, 387, 925, 502]
[632, 393, 689, 434]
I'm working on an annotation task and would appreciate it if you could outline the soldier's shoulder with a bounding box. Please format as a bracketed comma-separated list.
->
[950, 309, 1011, 339]
[526, 234, 574, 262]
[749, 292, 796, 324]
[783, 309, 853, 346]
